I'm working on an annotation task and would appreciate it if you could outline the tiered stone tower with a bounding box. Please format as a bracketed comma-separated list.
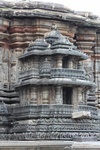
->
[8, 28, 99, 141]
[0, 1, 100, 149]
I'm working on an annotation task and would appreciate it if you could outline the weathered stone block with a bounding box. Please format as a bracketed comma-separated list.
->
[72, 111, 91, 119]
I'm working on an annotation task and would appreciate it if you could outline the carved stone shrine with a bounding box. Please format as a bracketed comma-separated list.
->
[0, 1, 100, 150]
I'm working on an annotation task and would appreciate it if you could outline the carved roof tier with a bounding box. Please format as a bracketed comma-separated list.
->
[27, 38, 49, 51]
[50, 35, 77, 50]
[19, 30, 88, 60]
[45, 27, 62, 44]
[19, 49, 88, 60]
[16, 78, 96, 88]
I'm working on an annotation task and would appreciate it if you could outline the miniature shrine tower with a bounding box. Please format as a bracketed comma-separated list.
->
[9, 28, 99, 141]
[0, 1, 100, 149]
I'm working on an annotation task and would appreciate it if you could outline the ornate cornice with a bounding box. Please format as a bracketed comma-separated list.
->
[0, 1, 100, 28]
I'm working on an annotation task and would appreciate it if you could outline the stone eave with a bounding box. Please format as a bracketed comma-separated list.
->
[15, 78, 95, 88]
[18, 49, 88, 60]
[0, 1, 100, 28]
[0, 9, 99, 28]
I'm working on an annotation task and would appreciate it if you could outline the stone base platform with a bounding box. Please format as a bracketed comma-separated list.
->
[0, 141, 100, 150]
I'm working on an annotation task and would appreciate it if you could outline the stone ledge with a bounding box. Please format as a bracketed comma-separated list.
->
[0, 141, 100, 149]
[0, 141, 72, 148]
[73, 142, 100, 149]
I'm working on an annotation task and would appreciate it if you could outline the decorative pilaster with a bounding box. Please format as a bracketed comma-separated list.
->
[72, 87, 77, 106]
[77, 87, 83, 105]
[55, 86, 63, 104]
[42, 86, 49, 104]
[40, 58, 51, 78]
[30, 87, 37, 104]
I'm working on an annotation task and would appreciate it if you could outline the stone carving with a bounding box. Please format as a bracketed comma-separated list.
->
[1, 63, 8, 82]
[84, 66, 94, 81]
[8, 131, 100, 141]
[11, 65, 16, 82]
[3, 48, 9, 61]
[30, 87, 37, 104]
[0, 1, 99, 144]
[40, 58, 51, 78]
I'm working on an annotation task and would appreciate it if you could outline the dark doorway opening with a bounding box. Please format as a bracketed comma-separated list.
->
[63, 87, 72, 104]
[62, 56, 68, 68]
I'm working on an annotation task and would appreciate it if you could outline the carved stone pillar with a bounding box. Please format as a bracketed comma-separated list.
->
[68, 58, 74, 68]
[42, 86, 49, 104]
[77, 87, 83, 104]
[72, 87, 77, 106]
[56, 56, 62, 68]
[24, 87, 30, 105]
[73, 59, 78, 69]
[55, 86, 63, 104]
[30, 86, 37, 104]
